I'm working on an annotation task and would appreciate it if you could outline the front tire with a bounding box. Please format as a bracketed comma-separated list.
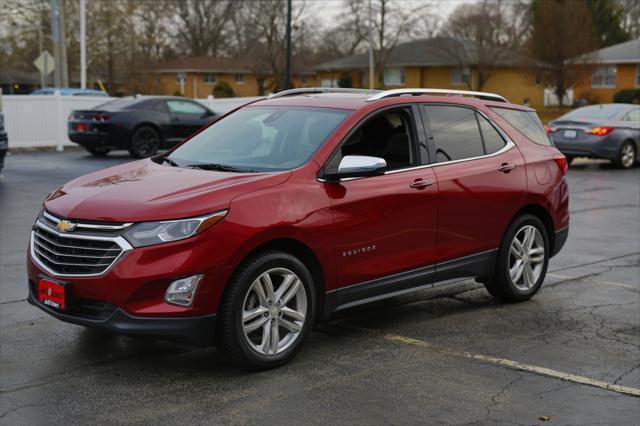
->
[216, 251, 317, 370]
[484, 214, 549, 302]
[615, 141, 636, 169]
[128, 126, 160, 158]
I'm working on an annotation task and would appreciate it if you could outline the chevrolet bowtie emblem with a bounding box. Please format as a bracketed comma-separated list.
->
[56, 220, 77, 232]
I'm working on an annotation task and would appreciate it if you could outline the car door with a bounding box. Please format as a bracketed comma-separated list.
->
[420, 104, 526, 278]
[324, 106, 438, 306]
[166, 100, 215, 140]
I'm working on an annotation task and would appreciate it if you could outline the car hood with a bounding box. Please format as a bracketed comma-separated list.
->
[44, 159, 291, 222]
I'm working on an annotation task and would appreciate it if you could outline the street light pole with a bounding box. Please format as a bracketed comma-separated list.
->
[368, 0, 374, 89]
[80, 0, 86, 89]
[284, 0, 292, 90]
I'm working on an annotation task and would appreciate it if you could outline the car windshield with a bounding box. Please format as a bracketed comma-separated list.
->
[559, 104, 628, 121]
[168, 106, 350, 172]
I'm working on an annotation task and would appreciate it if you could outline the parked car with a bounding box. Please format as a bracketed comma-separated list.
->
[0, 111, 7, 173]
[30, 88, 109, 97]
[547, 103, 639, 169]
[28, 88, 569, 369]
[68, 96, 218, 158]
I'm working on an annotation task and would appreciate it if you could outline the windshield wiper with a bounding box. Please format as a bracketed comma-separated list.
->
[162, 157, 181, 167]
[185, 163, 255, 173]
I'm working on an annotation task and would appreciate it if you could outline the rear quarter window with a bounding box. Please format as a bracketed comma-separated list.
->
[491, 108, 552, 146]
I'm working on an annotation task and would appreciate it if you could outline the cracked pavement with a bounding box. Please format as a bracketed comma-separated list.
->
[1, 152, 639, 425]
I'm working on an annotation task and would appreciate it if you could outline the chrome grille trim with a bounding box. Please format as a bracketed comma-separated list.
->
[30, 221, 133, 278]
[43, 210, 133, 231]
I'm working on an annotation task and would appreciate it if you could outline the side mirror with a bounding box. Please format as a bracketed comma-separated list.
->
[326, 155, 387, 180]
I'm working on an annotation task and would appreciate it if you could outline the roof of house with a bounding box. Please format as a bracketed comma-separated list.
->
[314, 37, 537, 71]
[572, 38, 640, 64]
[151, 56, 315, 75]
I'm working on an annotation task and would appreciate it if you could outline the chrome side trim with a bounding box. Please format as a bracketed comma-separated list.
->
[326, 248, 497, 294]
[30, 221, 133, 278]
[366, 88, 508, 103]
[43, 210, 133, 231]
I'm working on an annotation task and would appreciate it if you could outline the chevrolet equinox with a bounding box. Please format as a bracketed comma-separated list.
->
[27, 88, 569, 369]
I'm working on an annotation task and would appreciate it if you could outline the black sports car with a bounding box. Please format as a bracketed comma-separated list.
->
[68, 96, 219, 158]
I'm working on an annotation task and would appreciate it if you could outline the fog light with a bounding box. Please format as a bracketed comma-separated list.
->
[164, 274, 203, 307]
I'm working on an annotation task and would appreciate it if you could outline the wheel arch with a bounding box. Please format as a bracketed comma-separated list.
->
[227, 237, 327, 319]
[129, 122, 163, 146]
[511, 204, 556, 254]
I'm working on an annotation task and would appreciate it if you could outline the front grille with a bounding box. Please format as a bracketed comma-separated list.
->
[32, 224, 125, 276]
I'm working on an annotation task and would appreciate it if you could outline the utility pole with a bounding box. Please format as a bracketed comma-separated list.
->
[58, 0, 69, 87]
[50, 0, 61, 87]
[38, 5, 45, 88]
[80, 0, 86, 89]
[284, 0, 292, 90]
[368, 0, 375, 89]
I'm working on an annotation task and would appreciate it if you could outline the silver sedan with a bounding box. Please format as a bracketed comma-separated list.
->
[548, 104, 639, 169]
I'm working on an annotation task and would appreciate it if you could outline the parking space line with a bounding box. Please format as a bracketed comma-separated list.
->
[384, 334, 640, 398]
[548, 273, 638, 290]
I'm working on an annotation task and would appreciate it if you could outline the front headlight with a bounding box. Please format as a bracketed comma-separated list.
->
[123, 210, 227, 247]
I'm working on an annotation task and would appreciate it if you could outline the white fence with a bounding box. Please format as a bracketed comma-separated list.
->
[2, 93, 261, 150]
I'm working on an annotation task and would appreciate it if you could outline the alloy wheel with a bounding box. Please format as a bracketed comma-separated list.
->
[133, 128, 159, 157]
[508, 225, 545, 291]
[242, 268, 308, 356]
[621, 143, 635, 168]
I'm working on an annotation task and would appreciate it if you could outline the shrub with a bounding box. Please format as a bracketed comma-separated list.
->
[337, 72, 353, 88]
[172, 90, 183, 97]
[613, 89, 640, 104]
[213, 80, 235, 98]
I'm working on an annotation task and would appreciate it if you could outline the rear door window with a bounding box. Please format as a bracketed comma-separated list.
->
[491, 107, 551, 146]
[422, 106, 484, 163]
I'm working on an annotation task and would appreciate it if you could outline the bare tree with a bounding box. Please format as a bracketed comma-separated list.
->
[171, 0, 238, 57]
[369, 0, 427, 88]
[617, 0, 640, 38]
[527, 0, 599, 107]
[442, 0, 530, 90]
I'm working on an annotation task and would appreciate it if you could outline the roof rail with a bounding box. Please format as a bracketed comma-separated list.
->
[366, 88, 508, 103]
[267, 87, 380, 99]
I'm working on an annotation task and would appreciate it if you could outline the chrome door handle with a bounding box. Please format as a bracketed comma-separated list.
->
[410, 178, 434, 189]
[498, 163, 516, 173]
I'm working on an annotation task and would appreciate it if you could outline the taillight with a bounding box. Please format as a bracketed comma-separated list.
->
[94, 114, 111, 122]
[545, 125, 557, 134]
[75, 123, 87, 132]
[587, 127, 614, 136]
[554, 154, 568, 176]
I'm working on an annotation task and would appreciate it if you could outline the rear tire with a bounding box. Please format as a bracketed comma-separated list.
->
[484, 214, 549, 302]
[85, 146, 111, 156]
[615, 141, 636, 169]
[565, 156, 574, 166]
[128, 126, 160, 158]
[216, 251, 317, 370]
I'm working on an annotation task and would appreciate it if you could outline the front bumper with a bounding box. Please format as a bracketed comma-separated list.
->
[551, 226, 569, 258]
[28, 285, 216, 345]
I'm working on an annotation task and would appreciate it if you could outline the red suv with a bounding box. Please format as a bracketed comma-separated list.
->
[27, 88, 569, 369]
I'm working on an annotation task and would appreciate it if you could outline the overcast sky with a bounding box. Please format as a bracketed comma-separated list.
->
[303, 0, 479, 27]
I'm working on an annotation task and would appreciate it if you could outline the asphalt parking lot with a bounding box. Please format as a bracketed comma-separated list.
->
[1, 149, 639, 425]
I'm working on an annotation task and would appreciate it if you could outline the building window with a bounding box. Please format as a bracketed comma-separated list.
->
[636, 64, 640, 87]
[383, 68, 405, 86]
[321, 79, 338, 88]
[176, 72, 186, 84]
[301, 75, 308, 86]
[204, 73, 216, 85]
[591, 65, 616, 88]
[235, 74, 245, 84]
[451, 67, 470, 85]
